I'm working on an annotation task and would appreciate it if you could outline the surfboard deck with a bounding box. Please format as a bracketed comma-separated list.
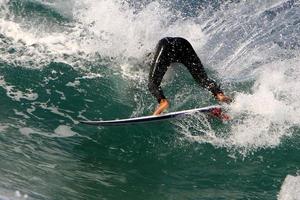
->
[80, 105, 222, 126]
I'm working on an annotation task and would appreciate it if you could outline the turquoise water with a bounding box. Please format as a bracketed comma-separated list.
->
[0, 0, 300, 199]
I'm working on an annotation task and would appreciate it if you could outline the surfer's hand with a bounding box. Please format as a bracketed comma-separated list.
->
[153, 99, 169, 115]
[215, 93, 232, 104]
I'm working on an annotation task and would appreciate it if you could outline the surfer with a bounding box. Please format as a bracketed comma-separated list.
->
[148, 37, 232, 115]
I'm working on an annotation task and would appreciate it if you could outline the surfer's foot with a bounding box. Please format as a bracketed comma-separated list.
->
[215, 92, 232, 104]
[210, 108, 230, 121]
[153, 99, 169, 115]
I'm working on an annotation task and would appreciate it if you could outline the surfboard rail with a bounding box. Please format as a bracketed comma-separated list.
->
[80, 105, 222, 126]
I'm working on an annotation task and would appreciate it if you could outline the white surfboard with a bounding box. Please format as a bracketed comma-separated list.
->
[80, 105, 222, 126]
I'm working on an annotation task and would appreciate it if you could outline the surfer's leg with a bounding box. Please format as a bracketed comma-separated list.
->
[148, 38, 172, 102]
[177, 38, 222, 96]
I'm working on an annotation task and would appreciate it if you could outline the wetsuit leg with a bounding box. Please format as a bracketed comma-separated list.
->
[176, 38, 222, 96]
[148, 38, 173, 102]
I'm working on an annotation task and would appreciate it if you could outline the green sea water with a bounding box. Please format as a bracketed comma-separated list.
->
[0, 0, 300, 199]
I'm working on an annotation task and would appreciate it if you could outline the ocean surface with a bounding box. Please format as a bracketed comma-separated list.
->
[0, 0, 300, 199]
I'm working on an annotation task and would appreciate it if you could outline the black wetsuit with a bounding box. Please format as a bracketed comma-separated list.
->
[148, 37, 222, 102]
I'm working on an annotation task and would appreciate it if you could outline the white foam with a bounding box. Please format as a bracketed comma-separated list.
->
[198, 0, 299, 78]
[55, 90, 66, 100]
[227, 58, 300, 151]
[178, 56, 300, 155]
[13, 109, 30, 119]
[0, 0, 206, 73]
[19, 127, 36, 136]
[73, 0, 207, 59]
[0, 76, 38, 102]
[174, 0, 300, 154]
[278, 175, 300, 200]
[0, 124, 8, 133]
[66, 80, 80, 87]
[175, 114, 226, 146]
[19, 125, 77, 138]
[54, 125, 77, 137]
[0, 3, 95, 68]
[77, 73, 103, 80]
[38, 103, 78, 124]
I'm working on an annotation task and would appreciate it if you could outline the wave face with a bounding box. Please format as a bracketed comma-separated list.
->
[0, 0, 299, 199]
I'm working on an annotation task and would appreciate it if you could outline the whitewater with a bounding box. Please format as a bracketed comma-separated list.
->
[0, 0, 299, 199]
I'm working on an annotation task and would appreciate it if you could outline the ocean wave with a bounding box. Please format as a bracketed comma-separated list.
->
[0, 0, 299, 152]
